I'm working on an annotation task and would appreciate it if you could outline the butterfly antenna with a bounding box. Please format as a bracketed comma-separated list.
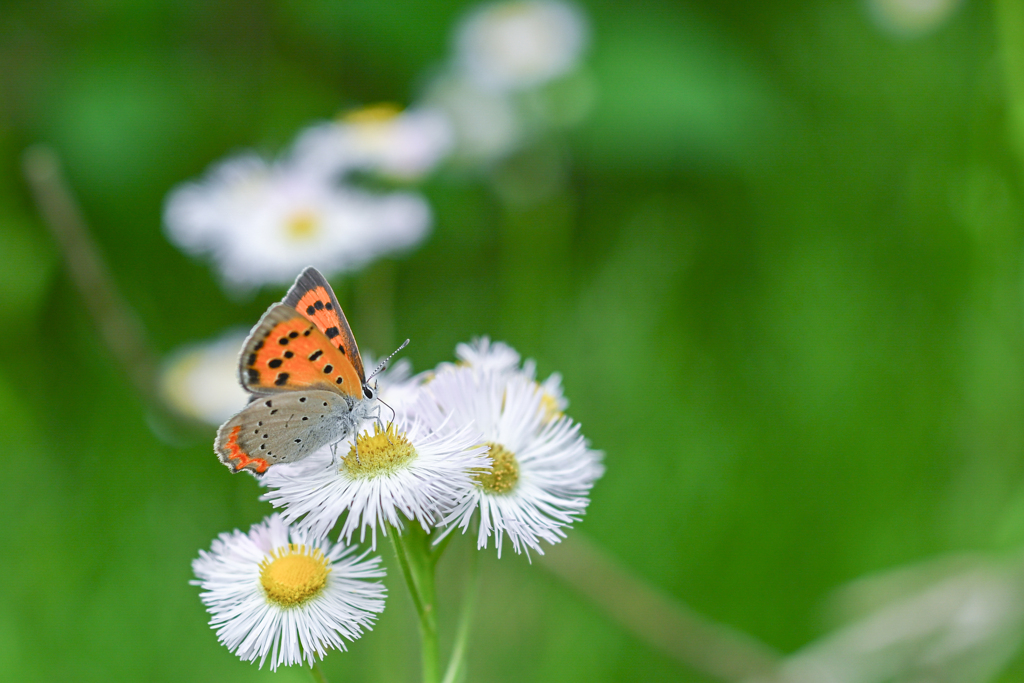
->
[377, 396, 397, 425]
[367, 339, 410, 382]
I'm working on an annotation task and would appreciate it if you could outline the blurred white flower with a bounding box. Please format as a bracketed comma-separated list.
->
[422, 74, 523, 163]
[424, 365, 602, 557]
[868, 0, 962, 37]
[291, 104, 455, 181]
[164, 153, 431, 290]
[747, 555, 1024, 683]
[191, 514, 386, 671]
[262, 414, 488, 548]
[160, 328, 249, 425]
[455, 0, 588, 92]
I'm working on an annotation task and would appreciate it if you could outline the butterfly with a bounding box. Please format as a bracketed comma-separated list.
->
[215, 267, 403, 476]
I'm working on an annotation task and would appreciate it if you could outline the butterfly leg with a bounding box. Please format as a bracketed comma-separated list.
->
[352, 436, 362, 465]
[371, 406, 393, 445]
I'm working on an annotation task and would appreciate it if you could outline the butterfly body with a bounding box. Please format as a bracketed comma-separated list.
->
[215, 268, 379, 476]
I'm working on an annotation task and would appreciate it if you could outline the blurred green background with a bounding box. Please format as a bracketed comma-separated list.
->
[4, 0, 1024, 681]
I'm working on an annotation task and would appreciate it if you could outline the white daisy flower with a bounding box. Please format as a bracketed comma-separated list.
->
[291, 104, 455, 181]
[164, 153, 431, 290]
[262, 413, 488, 548]
[423, 365, 602, 557]
[451, 336, 568, 422]
[160, 328, 249, 425]
[454, 0, 588, 92]
[191, 514, 386, 671]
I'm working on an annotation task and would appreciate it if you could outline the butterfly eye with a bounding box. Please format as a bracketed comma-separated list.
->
[363, 385, 374, 400]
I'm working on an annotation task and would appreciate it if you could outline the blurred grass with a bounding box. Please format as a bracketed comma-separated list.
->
[3, 0, 1024, 681]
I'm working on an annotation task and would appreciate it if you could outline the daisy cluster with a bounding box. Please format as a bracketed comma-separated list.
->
[164, 0, 590, 291]
[192, 338, 602, 670]
[262, 337, 603, 556]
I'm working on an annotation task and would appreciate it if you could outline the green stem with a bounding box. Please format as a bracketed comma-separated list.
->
[441, 544, 480, 683]
[387, 524, 427, 619]
[309, 659, 329, 683]
[389, 524, 440, 683]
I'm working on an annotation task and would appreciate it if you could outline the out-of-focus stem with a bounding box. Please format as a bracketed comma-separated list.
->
[540, 533, 781, 681]
[22, 145, 157, 401]
[996, 0, 1024, 168]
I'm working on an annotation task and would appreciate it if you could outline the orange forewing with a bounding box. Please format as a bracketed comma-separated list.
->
[283, 267, 366, 381]
[240, 304, 363, 397]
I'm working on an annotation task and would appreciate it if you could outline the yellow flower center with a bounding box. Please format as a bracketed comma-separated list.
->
[341, 103, 403, 125]
[284, 211, 319, 242]
[475, 442, 520, 494]
[259, 544, 331, 607]
[344, 423, 417, 476]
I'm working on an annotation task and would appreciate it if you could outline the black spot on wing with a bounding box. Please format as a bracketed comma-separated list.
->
[268, 359, 283, 369]
[275, 373, 289, 386]
[247, 369, 259, 383]
[324, 327, 339, 339]
[308, 350, 323, 361]
[323, 364, 333, 374]
[315, 300, 324, 310]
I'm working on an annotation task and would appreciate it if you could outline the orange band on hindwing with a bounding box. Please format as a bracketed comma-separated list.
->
[224, 425, 269, 474]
